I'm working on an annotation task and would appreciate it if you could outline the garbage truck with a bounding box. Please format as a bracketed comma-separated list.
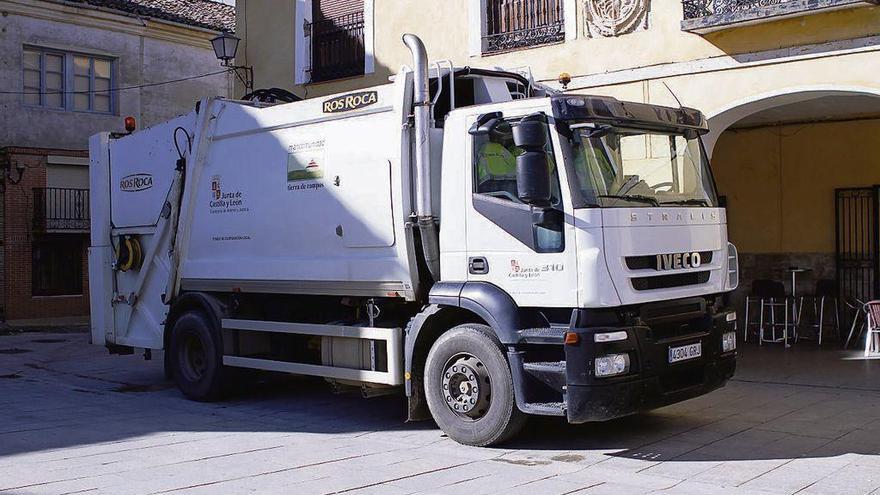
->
[89, 34, 738, 446]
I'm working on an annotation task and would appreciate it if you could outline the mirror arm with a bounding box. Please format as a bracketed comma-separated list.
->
[531, 206, 564, 232]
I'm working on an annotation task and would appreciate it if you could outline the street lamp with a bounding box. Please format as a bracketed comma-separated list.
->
[211, 31, 253, 92]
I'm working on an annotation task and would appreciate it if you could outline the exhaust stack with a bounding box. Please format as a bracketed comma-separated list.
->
[403, 33, 440, 282]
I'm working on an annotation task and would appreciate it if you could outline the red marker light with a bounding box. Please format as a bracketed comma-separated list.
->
[124, 116, 136, 133]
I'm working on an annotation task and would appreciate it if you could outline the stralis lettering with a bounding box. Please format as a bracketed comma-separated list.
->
[323, 91, 379, 113]
[120, 173, 153, 192]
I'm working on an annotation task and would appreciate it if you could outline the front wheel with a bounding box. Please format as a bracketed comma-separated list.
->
[424, 324, 526, 446]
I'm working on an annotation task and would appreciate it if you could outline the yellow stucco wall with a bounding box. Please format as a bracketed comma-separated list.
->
[234, 1, 880, 259]
[713, 118, 880, 254]
[235, 0, 296, 92]
[234, 0, 880, 98]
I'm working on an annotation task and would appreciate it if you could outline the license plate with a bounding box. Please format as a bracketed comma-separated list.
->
[669, 342, 702, 363]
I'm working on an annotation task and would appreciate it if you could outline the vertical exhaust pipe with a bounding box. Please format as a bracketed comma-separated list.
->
[403, 34, 440, 282]
[403, 33, 432, 219]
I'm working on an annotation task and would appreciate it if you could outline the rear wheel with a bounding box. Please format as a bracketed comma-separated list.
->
[169, 310, 225, 401]
[424, 324, 526, 446]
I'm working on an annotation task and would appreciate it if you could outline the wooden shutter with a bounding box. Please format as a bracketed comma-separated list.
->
[315, 0, 364, 23]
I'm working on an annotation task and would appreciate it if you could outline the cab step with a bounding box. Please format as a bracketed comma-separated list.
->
[522, 361, 567, 391]
[508, 351, 566, 417]
[520, 401, 566, 416]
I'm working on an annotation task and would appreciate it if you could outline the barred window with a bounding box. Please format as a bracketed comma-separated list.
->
[32, 237, 84, 297]
[484, 0, 565, 54]
[309, 11, 365, 83]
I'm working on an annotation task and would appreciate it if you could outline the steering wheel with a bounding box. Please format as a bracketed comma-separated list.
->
[652, 182, 674, 193]
[483, 190, 520, 203]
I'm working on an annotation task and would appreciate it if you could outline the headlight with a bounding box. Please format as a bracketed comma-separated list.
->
[722, 332, 736, 353]
[595, 353, 630, 377]
[727, 242, 739, 290]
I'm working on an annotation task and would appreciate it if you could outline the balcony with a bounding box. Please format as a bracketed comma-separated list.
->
[681, 0, 878, 33]
[309, 12, 365, 83]
[483, 0, 565, 54]
[33, 188, 90, 233]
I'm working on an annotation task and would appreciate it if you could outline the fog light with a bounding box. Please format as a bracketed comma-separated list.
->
[595, 353, 630, 377]
[594, 331, 628, 343]
[722, 332, 736, 353]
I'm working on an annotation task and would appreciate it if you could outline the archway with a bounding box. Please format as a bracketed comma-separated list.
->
[704, 86, 880, 157]
[705, 87, 880, 352]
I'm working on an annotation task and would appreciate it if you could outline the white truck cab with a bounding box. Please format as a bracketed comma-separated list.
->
[88, 35, 738, 446]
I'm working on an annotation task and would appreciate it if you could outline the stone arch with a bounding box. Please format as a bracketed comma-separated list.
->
[703, 85, 880, 158]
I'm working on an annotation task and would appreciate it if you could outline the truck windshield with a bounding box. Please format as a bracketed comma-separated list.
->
[566, 126, 718, 208]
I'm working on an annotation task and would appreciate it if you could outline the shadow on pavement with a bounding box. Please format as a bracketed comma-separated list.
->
[2, 330, 880, 467]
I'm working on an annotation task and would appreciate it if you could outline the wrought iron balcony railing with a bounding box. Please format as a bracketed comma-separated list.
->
[309, 11, 365, 83]
[682, 0, 877, 32]
[33, 187, 90, 232]
[484, 0, 565, 54]
[683, 0, 792, 18]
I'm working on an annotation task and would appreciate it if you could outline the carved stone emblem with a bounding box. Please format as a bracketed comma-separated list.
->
[584, 0, 650, 37]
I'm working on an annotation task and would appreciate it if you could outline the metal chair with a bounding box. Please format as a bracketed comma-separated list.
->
[844, 297, 866, 349]
[744, 279, 795, 346]
[799, 279, 840, 345]
[863, 301, 880, 356]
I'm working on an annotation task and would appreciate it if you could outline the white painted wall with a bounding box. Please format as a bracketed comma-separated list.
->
[0, 1, 231, 151]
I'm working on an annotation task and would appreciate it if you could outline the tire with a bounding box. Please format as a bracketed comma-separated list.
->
[169, 310, 225, 401]
[424, 324, 527, 446]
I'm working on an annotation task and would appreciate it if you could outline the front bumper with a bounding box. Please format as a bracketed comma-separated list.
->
[513, 302, 737, 422]
[565, 353, 735, 423]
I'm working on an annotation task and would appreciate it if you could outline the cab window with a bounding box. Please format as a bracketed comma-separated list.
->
[472, 119, 562, 206]
[471, 117, 564, 253]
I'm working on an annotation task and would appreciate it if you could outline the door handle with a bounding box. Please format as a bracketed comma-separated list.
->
[469, 257, 489, 275]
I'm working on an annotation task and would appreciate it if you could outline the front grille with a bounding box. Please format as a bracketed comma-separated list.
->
[632, 272, 711, 291]
[640, 299, 705, 323]
[648, 315, 710, 341]
[625, 251, 713, 271]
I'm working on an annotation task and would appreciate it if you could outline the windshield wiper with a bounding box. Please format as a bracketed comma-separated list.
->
[597, 194, 660, 206]
[660, 199, 710, 206]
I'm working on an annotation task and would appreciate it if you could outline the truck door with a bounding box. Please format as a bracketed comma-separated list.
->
[464, 113, 578, 308]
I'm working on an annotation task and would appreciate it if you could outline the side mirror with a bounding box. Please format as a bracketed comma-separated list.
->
[469, 112, 503, 136]
[513, 114, 551, 207]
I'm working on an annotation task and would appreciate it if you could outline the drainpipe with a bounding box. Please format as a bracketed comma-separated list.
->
[403, 34, 440, 282]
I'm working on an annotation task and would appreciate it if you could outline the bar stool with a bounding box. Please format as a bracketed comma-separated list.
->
[744, 279, 769, 342]
[800, 279, 840, 345]
[744, 279, 795, 346]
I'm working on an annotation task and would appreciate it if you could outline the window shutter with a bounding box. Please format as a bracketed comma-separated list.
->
[315, 0, 363, 23]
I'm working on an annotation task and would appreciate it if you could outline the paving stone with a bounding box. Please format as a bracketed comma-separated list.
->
[4, 331, 880, 494]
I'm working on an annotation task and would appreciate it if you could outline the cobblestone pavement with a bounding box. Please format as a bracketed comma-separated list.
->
[2, 330, 880, 495]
